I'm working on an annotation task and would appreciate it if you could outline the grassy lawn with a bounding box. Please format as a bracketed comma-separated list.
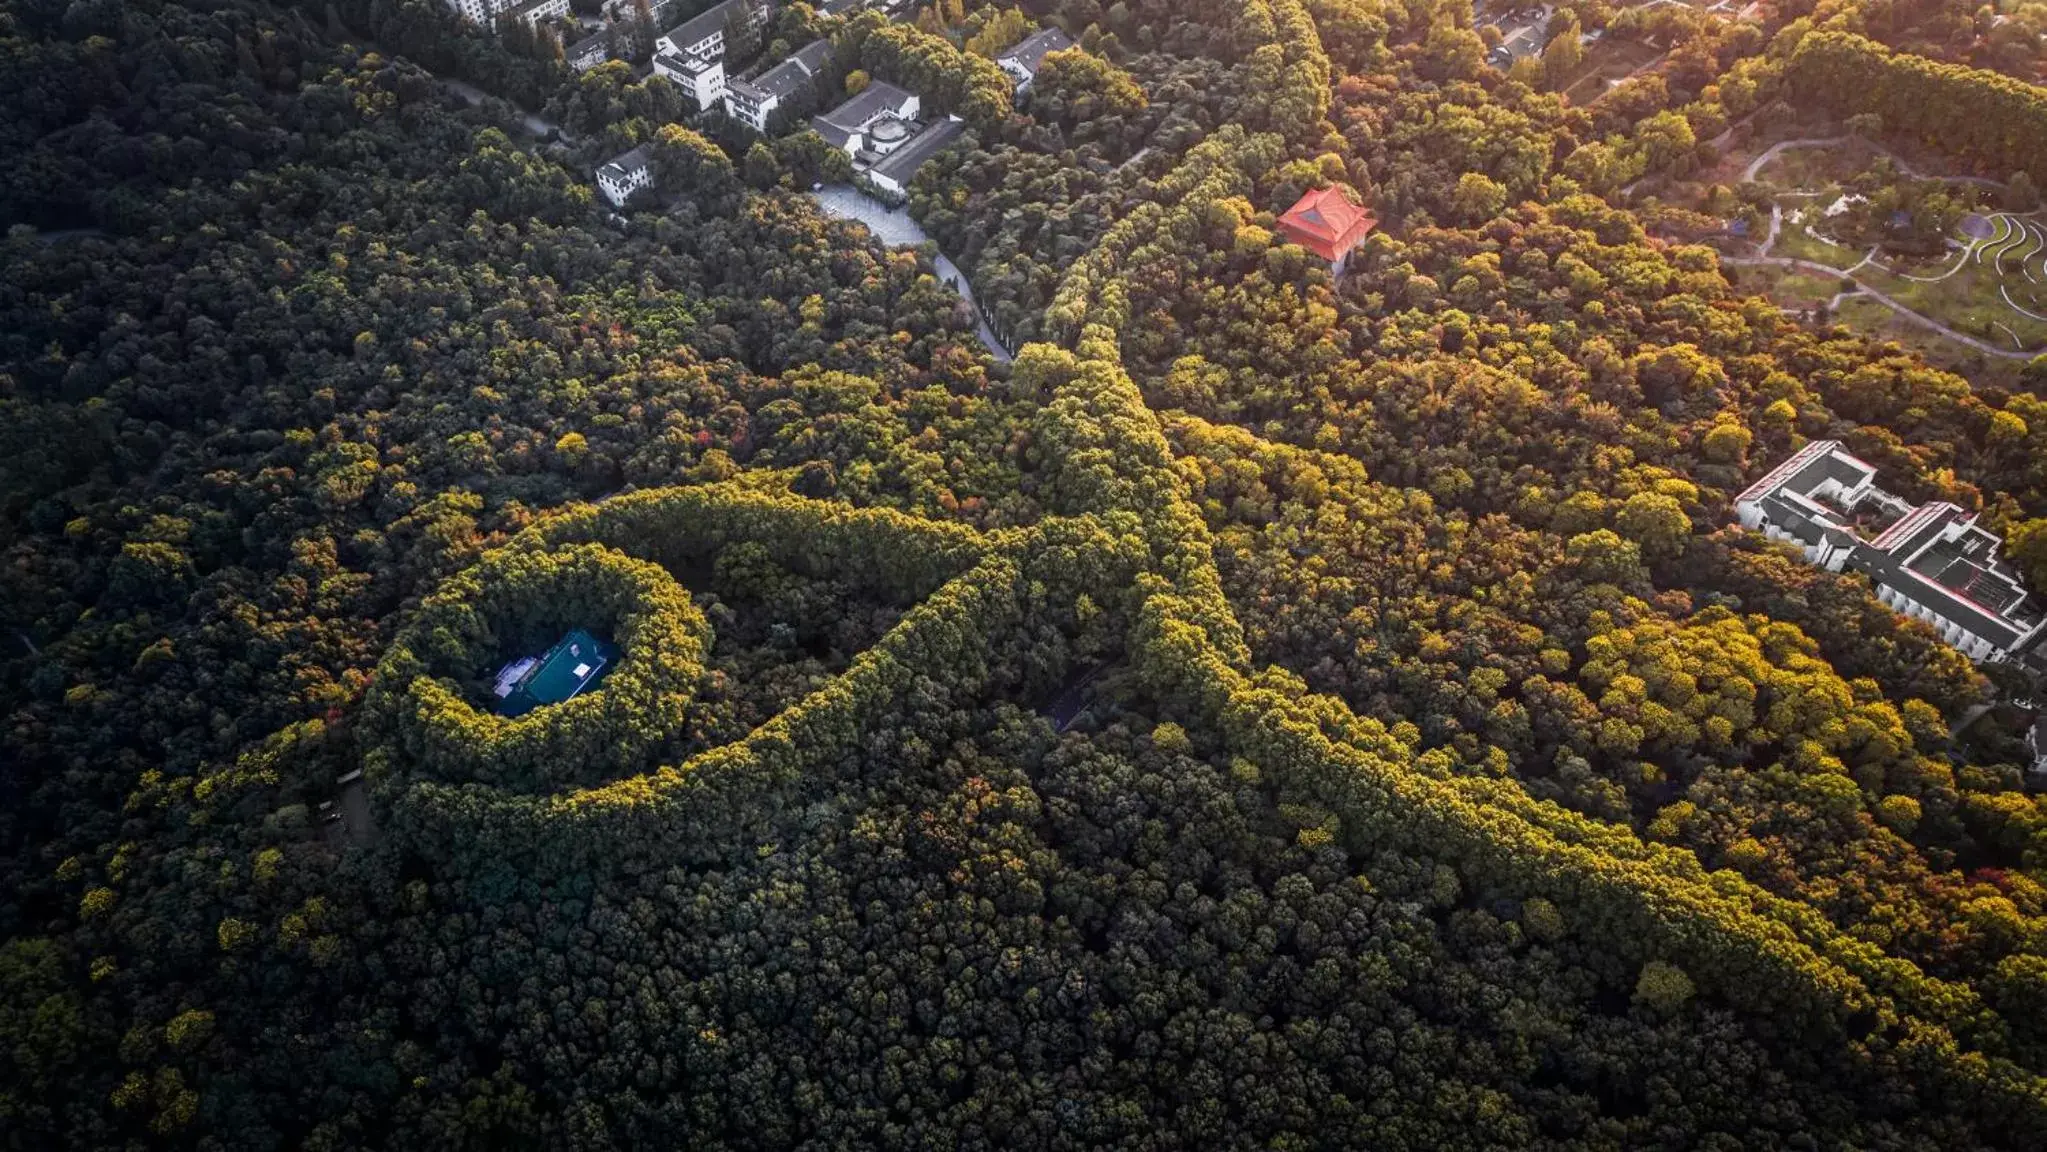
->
[1772, 209, 1866, 268]
[1707, 134, 2047, 356]
[1559, 40, 1661, 105]
[1833, 295, 2034, 383]
[1727, 265, 1843, 309]
[1857, 257, 2047, 352]
[1749, 140, 1878, 191]
[1877, 247, 1965, 280]
[1976, 218, 2045, 282]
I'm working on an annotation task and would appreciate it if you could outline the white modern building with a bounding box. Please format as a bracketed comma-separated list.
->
[655, 0, 768, 62]
[651, 0, 772, 111]
[444, 0, 524, 25]
[866, 116, 963, 196]
[596, 145, 655, 208]
[1736, 440, 2047, 664]
[810, 83, 962, 197]
[811, 82, 921, 156]
[565, 35, 611, 72]
[724, 39, 833, 132]
[511, 0, 570, 25]
[445, 0, 574, 30]
[655, 50, 727, 110]
[995, 26, 1075, 93]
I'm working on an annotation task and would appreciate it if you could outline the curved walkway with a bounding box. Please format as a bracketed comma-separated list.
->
[1730, 143, 2042, 358]
[1742, 136, 1846, 183]
[1896, 240, 1977, 282]
[810, 185, 1012, 363]
[442, 76, 568, 141]
[1723, 251, 2035, 359]
[2001, 283, 2047, 323]
[1743, 135, 2006, 189]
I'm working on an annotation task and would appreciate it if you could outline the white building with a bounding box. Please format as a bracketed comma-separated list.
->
[655, 51, 727, 110]
[723, 39, 833, 132]
[995, 27, 1075, 93]
[1736, 440, 2047, 664]
[655, 0, 769, 62]
[596, 145, 655, 208]
[651, 0, 772, 111]
[866, 116, 963, 196]
[810, 82, 921, 156]
[808, 82, 962, 197]
[565, 35, 611, 72]
[511, 0, 570, 26]
[444, 0, 524, 25]
[445, 0, 574, 29]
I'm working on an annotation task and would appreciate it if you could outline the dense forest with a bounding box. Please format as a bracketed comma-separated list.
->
[7, 0, 2047, 1147]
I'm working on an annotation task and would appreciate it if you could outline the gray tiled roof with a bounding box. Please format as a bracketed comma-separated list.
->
[1739, 441, 2046, 653]
[811, 81, 915, 146]
[996, 27, 1075, 74]
[597, 144, 653, 183]
[662, 0, 765, 51]
[868, 117, 964, 184]
[735, 39, 832, 101]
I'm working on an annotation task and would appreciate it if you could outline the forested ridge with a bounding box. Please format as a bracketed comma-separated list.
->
[8, 0, 2047, 1147]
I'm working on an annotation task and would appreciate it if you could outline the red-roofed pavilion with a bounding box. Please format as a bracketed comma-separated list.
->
[1276, 185, 1377, 274]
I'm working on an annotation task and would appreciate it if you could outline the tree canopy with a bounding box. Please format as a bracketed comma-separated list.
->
[7, 0, 2047, 1146]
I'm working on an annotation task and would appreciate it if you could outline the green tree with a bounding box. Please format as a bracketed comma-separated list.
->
[1450, 171, 1508, 224]
[1542, 20, 1583, 91]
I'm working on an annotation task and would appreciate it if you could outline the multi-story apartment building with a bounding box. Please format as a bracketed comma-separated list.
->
[723, 39, 832, 132]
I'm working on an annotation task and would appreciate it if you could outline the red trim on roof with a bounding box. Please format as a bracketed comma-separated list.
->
[1734, 439, 1833, 504]
[1871, 502, 1963, 553]
[1894, 565, 2030, 641]
[1276, 186, 1377, 262]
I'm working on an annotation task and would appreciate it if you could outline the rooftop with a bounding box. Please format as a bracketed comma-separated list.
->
[812, 81, 916, 146]
[868, 116, 965, 184]
[732, 38, 833, 102]
[1736, 441, 2047, 656]
[1276, 185, 1378, 262]
[597, 144, 653, 183]
[997, 27, 1076, 74]
[656, 51, 719, 76]
[662, 0, 765, 51]
[1734, 439, 1871, 504]
[495, 629, 617, 718]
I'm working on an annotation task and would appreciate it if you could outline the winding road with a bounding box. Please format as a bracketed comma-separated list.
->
[442, 76, 569, 142]
[1723, 249, 2035, 358]
[1731, 138, 2042, 358]
[1741, 136, 1847, 183]
[810, 185, 1013, 363]
[1742, 135, 2006, 189]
